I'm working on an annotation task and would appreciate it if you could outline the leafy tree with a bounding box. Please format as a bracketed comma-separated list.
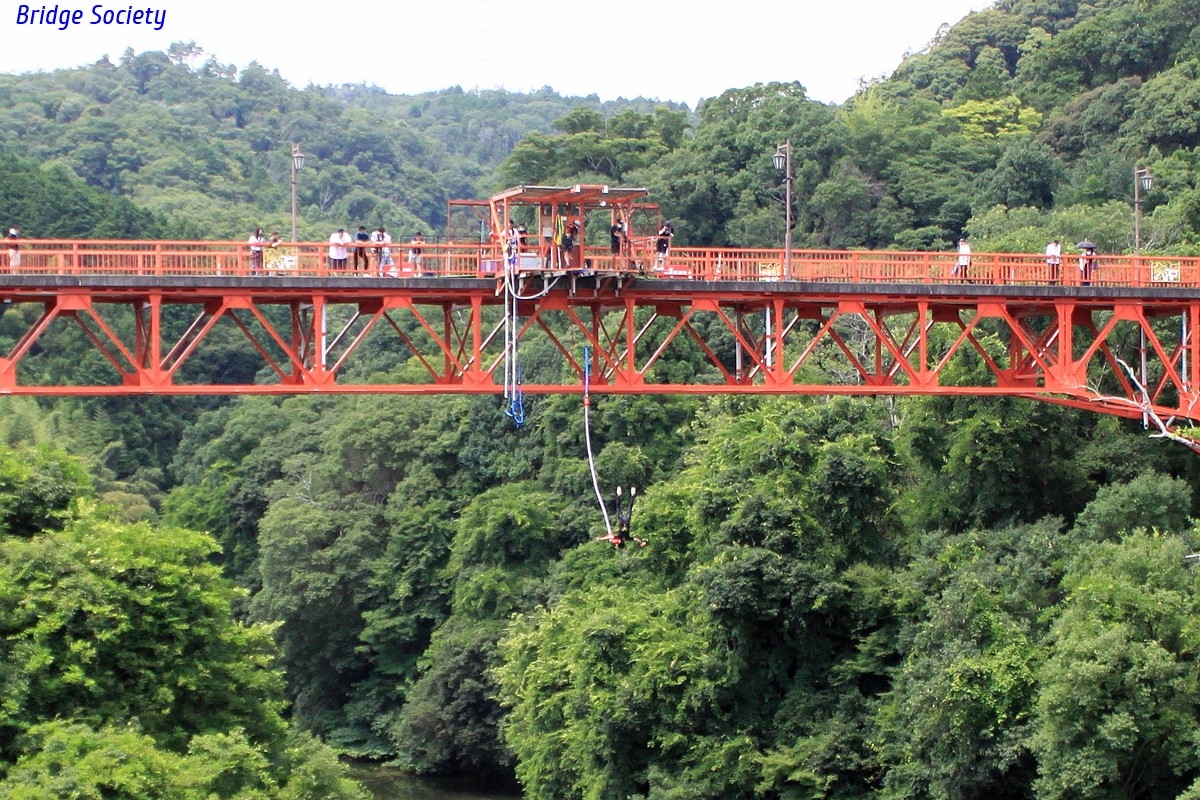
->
[0, 514, 287, 758]
[496, 584, 743, 800]
[1040, 78, 1142, 162]
[942, 96, 1043, 139]
[0, 157, 168, 238]
[637, 82, 843, 247]
[0, 723, 368, 799]
[979, 135, 1064, 209]
[876, 521, 1060, 799]
[390, 620, 514, 780]
[809, 161, 876, 247]
[555, 107, 605, 135]
[1122, 59, 1200, 154]
[964, 200, 1132, 254]
[446, 483, 562, 619]
[501, 108, 680, 185]
[1032, 534, 1200, 800]
[250, 493, 376, 744]
[957, 46, 1014, 102]
[0, 444, 91, 537]
[897, 396, 1107, 532]
[1070, 470, 1194, 541]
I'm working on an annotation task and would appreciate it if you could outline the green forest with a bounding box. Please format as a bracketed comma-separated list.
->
[5, 0, 1200, 798]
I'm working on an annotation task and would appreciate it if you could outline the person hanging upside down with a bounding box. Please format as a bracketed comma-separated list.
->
[595, 486, 647, 548]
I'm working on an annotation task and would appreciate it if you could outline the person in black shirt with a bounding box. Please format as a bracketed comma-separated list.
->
[655, 221, 674, 267]
[353, 226, 371, 273]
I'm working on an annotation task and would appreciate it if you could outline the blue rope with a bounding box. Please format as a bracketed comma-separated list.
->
[583, 347, 592, 397]
[506, 365, 525, 426]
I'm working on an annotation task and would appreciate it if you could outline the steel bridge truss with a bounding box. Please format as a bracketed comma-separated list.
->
[1, 279, 1198, 429]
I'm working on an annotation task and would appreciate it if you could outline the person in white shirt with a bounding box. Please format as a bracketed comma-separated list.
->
[7, 225, 19, 269]
[954, 237, 971, 281]
[328, 227, 352, 271]
[248, 227, 266, 274]
[1045, 239, 1062, 283]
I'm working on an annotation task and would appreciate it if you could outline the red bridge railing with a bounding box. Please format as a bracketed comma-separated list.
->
[2, 239, 1197, 288]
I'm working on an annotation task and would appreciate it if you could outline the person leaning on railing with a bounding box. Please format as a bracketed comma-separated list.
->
[328, 227, 351, 271]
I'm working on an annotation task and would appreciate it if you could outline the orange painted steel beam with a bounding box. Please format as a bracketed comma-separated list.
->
[2, 242, 1200, 432]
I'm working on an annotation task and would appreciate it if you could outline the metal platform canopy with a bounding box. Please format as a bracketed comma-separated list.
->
[486, 184, 659, 274]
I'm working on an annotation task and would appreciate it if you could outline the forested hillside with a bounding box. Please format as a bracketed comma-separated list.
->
[5, 0, 1200, 798]
[0, 45, 686, 241]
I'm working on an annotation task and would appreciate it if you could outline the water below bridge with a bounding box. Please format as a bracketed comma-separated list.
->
[346, 763, 520, 800]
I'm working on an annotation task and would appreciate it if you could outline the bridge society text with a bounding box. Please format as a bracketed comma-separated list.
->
[14, 4, 166, 30]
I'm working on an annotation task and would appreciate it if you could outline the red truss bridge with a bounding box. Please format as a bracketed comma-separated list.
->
[1, 186, 1199, 433]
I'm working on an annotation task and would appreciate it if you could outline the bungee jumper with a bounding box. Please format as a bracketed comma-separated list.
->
[595, 486, 646, 549]
[581, 346, 646, 549]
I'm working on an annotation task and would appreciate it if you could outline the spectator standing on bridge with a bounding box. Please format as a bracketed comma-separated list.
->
[248, 227, 266, 275]
[954, 236, 971, 281]
[370, 226, 383, 269]
[328, 227, 352, 271]
[7, 225, 19, 269]
[1078, 240, 1098, 286]
[353, 226, 371, 274]
[656, 221, 674, 269]
[562, 219, 580, 269]
[610, 220, 625, 256]
[1045, 239, 1062, 283]
[409, 232, 429, 276]
[372, 226, 394, 276]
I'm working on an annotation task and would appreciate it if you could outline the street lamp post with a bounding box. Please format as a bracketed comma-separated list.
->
[290, 143, 306, 243]
[772, 141, 793, 280]
[1133, 166, 1155, 431]
[1134, 166, 1153, 255]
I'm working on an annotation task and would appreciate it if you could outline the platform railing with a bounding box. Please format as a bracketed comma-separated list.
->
[3, 239, 1199, 288]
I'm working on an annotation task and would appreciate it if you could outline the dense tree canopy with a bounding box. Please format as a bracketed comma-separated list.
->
[0, 443, 367, 798]
[6, 1, 1200, 798]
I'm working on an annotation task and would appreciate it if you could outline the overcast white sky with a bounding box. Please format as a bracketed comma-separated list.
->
[2, 0, 987, 105]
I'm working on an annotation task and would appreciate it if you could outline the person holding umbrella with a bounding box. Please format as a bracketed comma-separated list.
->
[1077, 240, 1098, 285]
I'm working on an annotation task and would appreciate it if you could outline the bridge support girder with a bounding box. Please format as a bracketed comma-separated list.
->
[0, 282, 1196, 434]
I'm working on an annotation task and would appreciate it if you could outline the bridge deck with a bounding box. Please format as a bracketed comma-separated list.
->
[3, 270, 1200, 299]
